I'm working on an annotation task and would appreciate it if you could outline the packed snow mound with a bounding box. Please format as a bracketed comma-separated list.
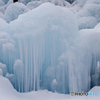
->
[26, 1, 43, 9]
[26, 0, 71, 10]
[76, 1, 100, 29]
[83, 4, 100, 22]
[78, 17, 97, 30]
[0, 75, 100, 100]
[70, 0, 88, 13]
[76, 10, 91, 19]
[0, 75, 68, 100]
[9, 2, 77, 36]
[0, 0, 72, 22]
[42, 0, 71, 7]
[75, 0, 87, 7]
[2, 0, 9, 4]
[89, 86, 100, 93]
[3, 2, 29, 23]
[94, 23, 100, 29]
[0, 75, 17, 95]
[20, 0, 71, 7]
[0, 75, 23, 100]
[0, 0, 14, 14]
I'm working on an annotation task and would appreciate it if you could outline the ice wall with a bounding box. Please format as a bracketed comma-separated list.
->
[0, 2, 100, 94]
[9, 3, 78, 93]
[0, 3, 78, 93]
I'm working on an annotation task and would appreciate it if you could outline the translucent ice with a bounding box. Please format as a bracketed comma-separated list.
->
[0, 69, 3, 76]
[51, 79, 58, 92]
[0, 0, 5, 7]
[3, 2, 29, 23]
[83, 4, 100, 22]
[78, 17, 97, 30]
[0, 62, 7, 76]
[0, 2, 100, 94]
[1, 3, 78, 93]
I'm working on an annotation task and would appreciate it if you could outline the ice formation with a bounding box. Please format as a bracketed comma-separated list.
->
[3, 2, 29, 23]
[51, 79, 58, 92]
[0, 62, 7, 76]
[78, 16, 97, 30]
[0, 69, 3, 76]
[0, 0, 100, 95]
[83, 4, 100, 22]
[0, 0, 5, 7]
[0, 3, 79, 93]
[0, 0, 72, 23]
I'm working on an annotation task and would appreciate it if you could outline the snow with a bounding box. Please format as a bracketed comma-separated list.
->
[0, 19, 8, 31]
[0, 69, 3, 76]
[94, 23, 100, 29]
[76, 10, 91, 19]
[21, 0, 71, 7]
[3, 2, 29, 23]
[26, 1, 43, 9]
[76, 0, 87, 7]
[83, 4, 100, 22]
[78, 16, 97, 29]
[87, 0, 100, 5]
[0, 75, 68, 100]
[0, 75, 100, 100]
[0, 0, 100, 99]
[0, 0, 5, 7]
[0, 62, 7, 76]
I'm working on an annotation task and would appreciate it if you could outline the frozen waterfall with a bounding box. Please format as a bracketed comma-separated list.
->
[0, 3, 100, 94]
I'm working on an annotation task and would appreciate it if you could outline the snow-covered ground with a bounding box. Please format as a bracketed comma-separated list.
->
[0, 75, 100, 100]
